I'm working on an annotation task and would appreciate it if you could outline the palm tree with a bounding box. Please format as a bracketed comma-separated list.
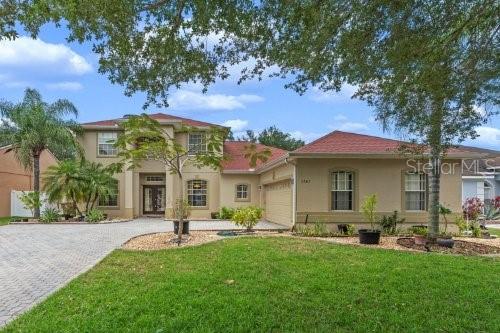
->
[0, 88, 82, 218]
[80, 161, 116, 212]
[43, 159, 84, 216]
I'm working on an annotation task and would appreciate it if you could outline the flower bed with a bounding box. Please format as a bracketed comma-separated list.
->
[397, 237, 500, 256]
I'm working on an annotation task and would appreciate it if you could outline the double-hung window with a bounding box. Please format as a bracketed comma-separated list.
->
[97, 132, 118, 156]
[235, 184, 249, 201]
[331, 171, 354, 211]
[405, 173, 427, 211]
[188, 132, 207, 154]
[187, 180, 208, 207]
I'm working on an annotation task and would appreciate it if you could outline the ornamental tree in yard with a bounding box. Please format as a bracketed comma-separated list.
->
[114, 114, 226, 242]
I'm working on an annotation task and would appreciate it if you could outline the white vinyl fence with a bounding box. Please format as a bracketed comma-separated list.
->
[10, 191, 55, 217]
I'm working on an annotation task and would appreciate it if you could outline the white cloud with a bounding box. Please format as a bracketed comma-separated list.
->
[46, 81, 83, 91]
[467, 126, 500, 147]
[329, 122, 369, 132]
[290, 131, 325, 143]
[169, 89, 263, 110]
[221, 119, 248, 131]
[309, 84, 357, 103]
[333, 114, 348, 121]
[0, 36, 92, 75]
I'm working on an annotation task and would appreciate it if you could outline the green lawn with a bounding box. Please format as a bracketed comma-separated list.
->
[0, 216, 11, 226]
[3, 238, 500, 332]
[488, 227, 500, 237]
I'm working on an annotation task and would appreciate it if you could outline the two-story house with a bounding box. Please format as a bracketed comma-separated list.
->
[81, 113, 483, 230]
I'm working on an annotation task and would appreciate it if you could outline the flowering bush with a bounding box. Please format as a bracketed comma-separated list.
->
[494, 196, 500, 209]
[462, 197, 483, 221]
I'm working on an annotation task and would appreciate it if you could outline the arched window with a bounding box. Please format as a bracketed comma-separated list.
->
[187, 180, 208, 207]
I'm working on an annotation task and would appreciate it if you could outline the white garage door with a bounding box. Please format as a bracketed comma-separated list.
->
[264, 180, 293, 227]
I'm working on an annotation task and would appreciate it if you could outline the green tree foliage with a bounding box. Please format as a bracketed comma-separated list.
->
[43, 159, 117, 216]
[0, 88, 82, 217]
[114, 114, 226, 241]
[258, 126, 304, 151]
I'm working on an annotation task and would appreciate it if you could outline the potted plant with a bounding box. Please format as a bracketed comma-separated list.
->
[173, 199, 191, 235]
[358, 194, 381, 244]
[411, 226, 428, 245]
[437, 204, 454, 248]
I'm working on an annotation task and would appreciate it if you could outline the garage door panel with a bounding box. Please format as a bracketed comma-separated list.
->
[264, 180, 292, 227]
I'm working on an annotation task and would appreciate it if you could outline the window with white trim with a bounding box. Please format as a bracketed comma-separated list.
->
[331, 171, 354, 211]
[97, 132, 118, 156]
[98, 179, 118, 207]
[235, 184, 249, 200]
[188, 132, 207, 154]
[405, 173, 427, 211]
[145, 175, 164, 182]
[187, 180, 207, 207]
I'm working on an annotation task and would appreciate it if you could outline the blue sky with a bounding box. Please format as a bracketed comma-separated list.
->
[1, 25, 499, 149]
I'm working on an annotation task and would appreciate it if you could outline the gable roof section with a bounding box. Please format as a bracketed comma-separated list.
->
[82, 112, 220, 128]
[222, 141, 288, 173]
[292, 131, 484, 158]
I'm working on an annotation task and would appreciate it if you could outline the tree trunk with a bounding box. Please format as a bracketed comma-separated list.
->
[33, 153, 41, 218]
[428, 153, 441, 240]
[177, 173, 184, 243]
[427, 101, 444, 240]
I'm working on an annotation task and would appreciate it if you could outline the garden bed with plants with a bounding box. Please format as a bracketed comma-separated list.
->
[397, 237, 500, 256]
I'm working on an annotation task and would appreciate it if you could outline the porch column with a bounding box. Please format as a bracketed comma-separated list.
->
[124, 168, 134, 218]
[165, 167, 175, 218]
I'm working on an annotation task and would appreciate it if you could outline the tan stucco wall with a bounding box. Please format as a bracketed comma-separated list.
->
[295, 158, 462, 227]
[219, 174, 261, 208]
[0, 148, 57, 216]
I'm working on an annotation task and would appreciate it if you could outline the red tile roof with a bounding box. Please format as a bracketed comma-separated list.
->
[293, 131, 476, 155]
[223, 141, 288, 172]
[82, 112, 220, 128]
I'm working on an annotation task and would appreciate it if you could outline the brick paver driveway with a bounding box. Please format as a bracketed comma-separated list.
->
[0, 218, 286, 326]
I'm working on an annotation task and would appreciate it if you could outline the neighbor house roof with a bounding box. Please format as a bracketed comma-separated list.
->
[222, 141, 288, 173]
[291, 131, 485, 158]
[82, 112, 220, 128]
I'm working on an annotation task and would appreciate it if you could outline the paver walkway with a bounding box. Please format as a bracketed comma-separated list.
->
[0, 218, 286, 327]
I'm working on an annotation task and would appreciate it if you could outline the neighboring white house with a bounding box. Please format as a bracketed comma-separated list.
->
[462, 151, 500, 205]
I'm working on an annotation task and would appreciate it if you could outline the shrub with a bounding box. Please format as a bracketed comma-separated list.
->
[19, 191, 42, 217]
[361, 194, 378, 230]
[86, 209, 106, 223]
[379, 211, 405, 235]
[345, 224, 355, 236]
[219, 206, 235, 219]
[173, 199, 191, 220]
[410, 226, 427, 236]
[296, 222, 331, 237]
[40, 208, 59, 223]
[462, 197, 483, 221]
[455, 216, 467, 235]
[470, 221, 482, 238]
[231, 206, 263, 231]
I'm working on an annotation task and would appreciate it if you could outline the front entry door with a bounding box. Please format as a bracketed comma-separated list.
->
[143, 186, 165, 215]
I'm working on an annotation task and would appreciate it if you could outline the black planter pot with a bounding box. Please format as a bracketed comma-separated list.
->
[358, 229, 381, 244]
[173, 220, 190, 235]
[437, 238, 454, 248]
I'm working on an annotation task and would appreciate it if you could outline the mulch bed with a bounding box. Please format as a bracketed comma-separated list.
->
[397, 237, 500, 256]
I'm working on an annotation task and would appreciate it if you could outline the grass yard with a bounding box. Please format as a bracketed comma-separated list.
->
[3, 237, 500, 332]
[0, 216, 11, 226]
[488, 227, 500, 237]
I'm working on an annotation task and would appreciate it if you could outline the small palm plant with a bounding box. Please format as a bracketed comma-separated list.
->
[439, 204, 452, 233]
[361, 194, 378, 231]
